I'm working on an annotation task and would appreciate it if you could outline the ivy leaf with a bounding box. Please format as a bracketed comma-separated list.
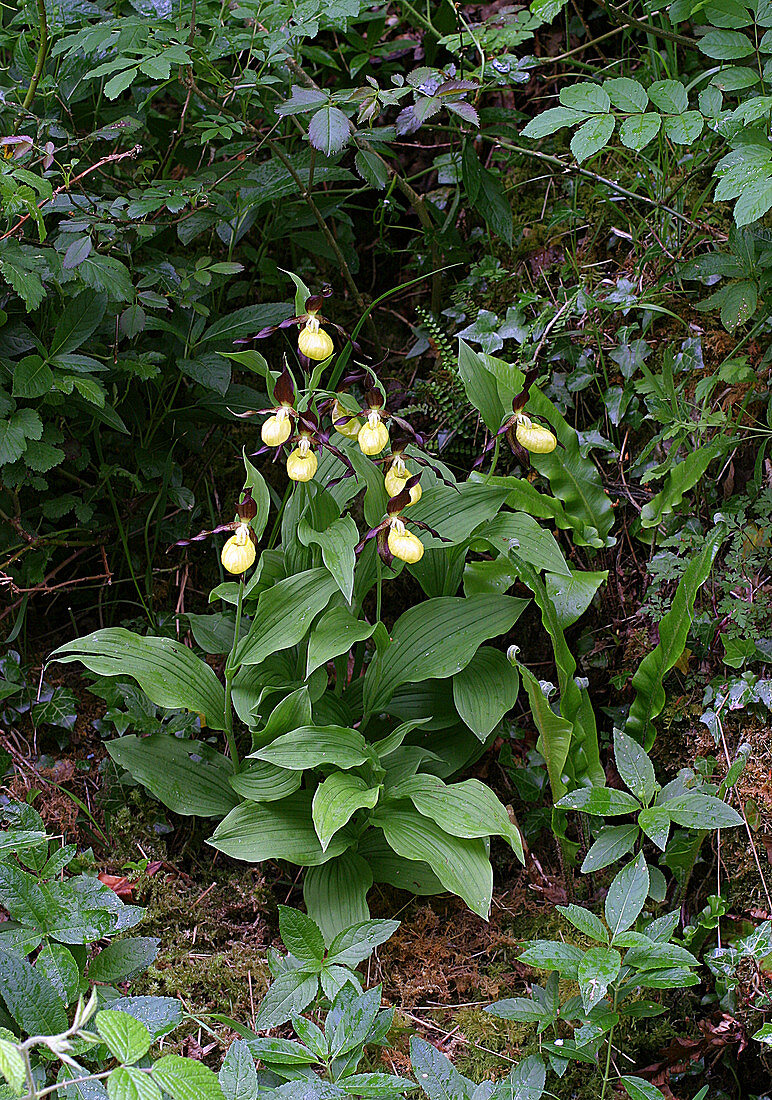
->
[307, 106, 353, 155]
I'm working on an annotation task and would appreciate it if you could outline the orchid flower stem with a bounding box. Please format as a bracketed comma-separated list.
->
[484, 437, 501, 483]
[223, 579, 244, 773]
[375, 552, 383, 624]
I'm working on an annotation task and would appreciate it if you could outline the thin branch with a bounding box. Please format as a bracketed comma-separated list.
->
[20, 0, 49, 113]
[0, 145, 142, 241]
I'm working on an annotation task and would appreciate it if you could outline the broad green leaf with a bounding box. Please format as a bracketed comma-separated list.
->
[51, 629, 227, 731]
[734, 179, 772, 226]
[0, 1040, 24, 1096]
[303, 854, 375, 943]
[236, 569, 338, 666]
[410, 1036, 469, 1100]
[325, 918, 400, 966]
[485, 997, 554, 1024]
[107, 1066, 162, 1100]
[545, 569, 607, 628]
[620, 1078, 668, 1100]
[648, 79, 688, 113]
[700, 27, 755, 56]
[494, 1055, 546, 1100]
[614, 729, 656, 804]
[50, 289, 107, 357]
[36, 943, 81, 1004]
[210, 791, 352, 865]
[373, 805, 493, 917]
[519, 941, 584, 978]
[312, 773, 380, 850]
[637, 807, 670, 851]
[458, 339, 506, 429]
[663, 111, 704, 144]
[577, 947, 621, 1012]
[620, 112, 661, 150]
[626, 526, 726, 746]
[0, 945, 67, 1034]
[251, 968, 317, 1028]
[230, 760, 301, 802]
[12, 355, 53, 398]
[219, 1039, 259, 1100]
[246, 1037, 318, 1065]
[605, 854, 650, 939]
[387, 774, 523, 859]
[663, 792, 742, 829]
[250, 725, 371, 770]
[620, 938, 698, 971]
[555, 904, 608, 943]
[453, 647, 519, 739]
[0, 408, 43, 464]
[307, 106, 352, 155]
[107, 735, 238, 817]
[483, 512, 571, 576]
[97, 1010, 152, 1065]
[581, 824, 640, 873]
[407, 482, 512, 549]
[88, 938, 160, 985]
[570, 114, 615, 163]
[298, 514, 359, 603]
[519, 664, 572, 802]
[278, 906, 325, 965]
[521, 106, 588, 138]
[242, 454, 271, 543]
[720, 279, 757, 328]
[306, 608, 376, 677]
[463, 557, 518, 596]
[605, 77, 648, 112]
[363, 594, 528, 713]
[152, 1055, 225, 1100]
[560, 82, 610, 113]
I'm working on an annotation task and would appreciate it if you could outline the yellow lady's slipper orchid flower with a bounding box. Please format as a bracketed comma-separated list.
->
[261, 407, 292, 446]
[286, 436, 318, 482]
[514, 415, 557, 454]
[358, 409, 389, 456]
[298, 316, 334, 361]
[221, 523, 256, 574]
[332, 399, 362, 439]
[387, 519, 424, 563]
[385, 456, 421, 504]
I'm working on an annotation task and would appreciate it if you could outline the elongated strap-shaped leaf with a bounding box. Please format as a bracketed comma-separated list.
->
[249, 726, 372, 770]
[372, 804, 493, 918]
[108, 735, 238, 817]
[527, 388, 616, 549]
[298, 514, 359, 603]
[453, 647, 519, 740]
[519, 664, 572, 803]
[210, 792, 352, 865]
[303, 851, 373, 943]
[363, 594, 528, 714]
[640, 438, 725, 529]
[512, 559, 603, 788]
[387, 774, 524, 861]
[50, 628, 227, 731]
[312, 773, 380, 850]
[626, 525, 726, 747]
[236, 568, 338, 666]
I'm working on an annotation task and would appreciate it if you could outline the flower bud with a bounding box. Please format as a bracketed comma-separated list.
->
[286, 438, 318, 482]
[221, 524, 256, 574]
[261, 408, 292, 446]
[298, 317, 334, 361]
[385, 463, 421, 504]
[332, 399, 362, 439]
[515, 415, 557, 454]
[358, 411, 389, 456]
[388, 519, 424, 563]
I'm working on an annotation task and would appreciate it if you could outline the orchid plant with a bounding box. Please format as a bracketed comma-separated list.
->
[50, 277, 614, 939]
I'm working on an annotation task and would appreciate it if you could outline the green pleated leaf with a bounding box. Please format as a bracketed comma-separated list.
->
[303, 852, 374, 943]
[453, 647, 519, 739]
[405, 482, 512, 549]
[230, 760, 302, 802]
[250, 726, 372, 770]
[372, 804, 493, 918]
[312, 773, 380, 851]
[50, 629, 227, 730]
[306, 608, 377, 677]
[236, 569, 338, 666]
[210, 791, 352, 865]
[363, 594, 528, 714]
[107, 735, 238, 817]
